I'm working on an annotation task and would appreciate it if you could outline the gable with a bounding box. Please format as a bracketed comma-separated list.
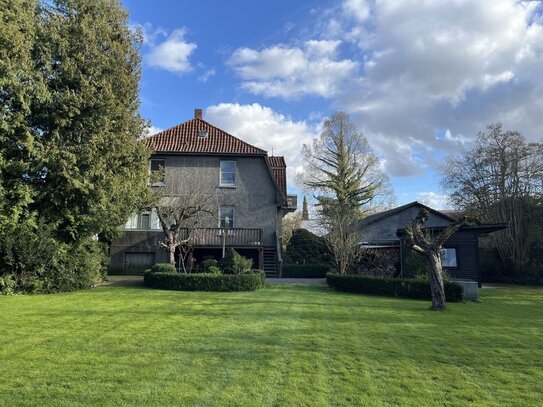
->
[358, 202, 453, 243]
[146, 117, 267, 156]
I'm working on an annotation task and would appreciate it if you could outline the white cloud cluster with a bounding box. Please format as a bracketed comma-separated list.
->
[227, 0, 543, 179]
[227, 40, 358, 98]
[339, 0, 543, 175]
[146, 28, 197, 74]
[417, 192, 450, 210]
[205, 103, 315, 187]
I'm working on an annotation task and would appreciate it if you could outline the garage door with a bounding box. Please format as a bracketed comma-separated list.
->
[124, 252, 155, 275]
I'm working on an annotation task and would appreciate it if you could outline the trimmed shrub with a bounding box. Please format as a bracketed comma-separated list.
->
[144, 270, 265, 292]
[326, 273, 464, 302]
[150, 263, 176, 274]
[200, 259, 219, 273]
[282, 264, 330, 278]
[219, 249, 253, 274]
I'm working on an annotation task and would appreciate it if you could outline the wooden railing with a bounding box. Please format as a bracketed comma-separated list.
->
[179, 228, 262, 247]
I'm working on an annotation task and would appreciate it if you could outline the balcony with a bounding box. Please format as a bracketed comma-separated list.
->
[179, 228, 262, 247]
[286, 194, 297, 212]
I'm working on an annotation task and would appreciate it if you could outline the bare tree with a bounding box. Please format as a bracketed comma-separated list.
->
[153, 176, 216, 272]
[441, 123, 543, 275]
[322, 202, 361, 275]
[281, 211, 302, 250]
[404, 209, 476, 311]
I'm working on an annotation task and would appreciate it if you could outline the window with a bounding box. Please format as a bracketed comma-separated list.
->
[219, 206, 234, 228]
[441, 248, 458, 268]
[220, 161, 236, 187]
[150, 159, 165, 185]
[125, 209, 161, 230]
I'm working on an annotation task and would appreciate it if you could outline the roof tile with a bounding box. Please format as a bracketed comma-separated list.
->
[145, 118, 267, 155]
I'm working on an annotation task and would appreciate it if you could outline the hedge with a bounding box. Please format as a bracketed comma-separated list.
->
[144, 270, 265, 292]
[326, 273, 464, 302]
[282, 264, 330, 278]
[150, 263, 176, 274]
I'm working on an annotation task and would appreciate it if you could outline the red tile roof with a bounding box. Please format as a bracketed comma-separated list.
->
[145, 118, 267, 155]
[266, 156, 287, 196]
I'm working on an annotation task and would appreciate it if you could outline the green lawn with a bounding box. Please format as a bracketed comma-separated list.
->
[1, 283, 542, 406]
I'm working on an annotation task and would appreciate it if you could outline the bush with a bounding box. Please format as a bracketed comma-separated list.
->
[219, 249, 253, 274]
[150, 263, 176, 274]
[326, 273, 464, 302]
[282, 264, 330, 278]
[144, 270, 265, 292]
[352, 249, 400, 277]
[200, 259, 219, 273]
[0, 221, 106, 294]
[284, 229, 334, 267]
[0, 275, 16, 295]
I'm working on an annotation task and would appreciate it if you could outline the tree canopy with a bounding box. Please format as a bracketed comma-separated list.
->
[441, 123, 543, 277]
[0, 0, 150, 292]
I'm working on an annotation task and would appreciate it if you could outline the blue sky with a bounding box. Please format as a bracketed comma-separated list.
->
[124, 0, 543, 209]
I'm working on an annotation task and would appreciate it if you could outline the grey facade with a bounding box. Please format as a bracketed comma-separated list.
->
[110, 111, 295, 276]
[355, 202, 505, 285]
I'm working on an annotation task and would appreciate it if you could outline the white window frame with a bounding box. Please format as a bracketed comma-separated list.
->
[441, 247, 458, 268]
[220, 160, 236, 187]
[219, 206, 235, 228]
[124, 210, 161, 231]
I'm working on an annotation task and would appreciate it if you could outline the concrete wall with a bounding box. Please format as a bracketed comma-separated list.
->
[110, 154, 280, 272]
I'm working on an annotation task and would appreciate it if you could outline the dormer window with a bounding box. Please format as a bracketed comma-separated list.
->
[198, 130, 208, 139]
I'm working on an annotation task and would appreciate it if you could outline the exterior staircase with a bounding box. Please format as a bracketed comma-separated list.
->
[263, 247, 279, 277]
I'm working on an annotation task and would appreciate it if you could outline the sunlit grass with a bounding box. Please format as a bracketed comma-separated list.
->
[0, 284, 541, 406]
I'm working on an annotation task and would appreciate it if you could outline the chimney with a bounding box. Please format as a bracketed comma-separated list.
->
[194, 108, 203, 119]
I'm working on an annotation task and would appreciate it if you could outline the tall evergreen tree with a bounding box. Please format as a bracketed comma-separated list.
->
[301, 196, 309, 220]
[0, 0, 150, 292]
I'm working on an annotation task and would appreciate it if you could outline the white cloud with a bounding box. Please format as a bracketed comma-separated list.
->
[197, 68, 216, 83]
[227, 40, 358, 98]
[335, 0, 543, 176]
[226, 1, 543, 178]
[342, 0, 371, 22]
[143, 125, 162, 139]
[205, 103, 316, 188]
[417, 192, 450, 210]
[146, 28, 197, 74]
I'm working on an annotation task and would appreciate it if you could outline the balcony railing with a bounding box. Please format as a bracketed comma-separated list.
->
[286, 194, 297, 211]
[179, 228, 262, 247]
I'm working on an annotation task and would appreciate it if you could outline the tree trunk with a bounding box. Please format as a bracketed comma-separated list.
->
[168, 245, 176, 266]
[427, 252, 447, 311]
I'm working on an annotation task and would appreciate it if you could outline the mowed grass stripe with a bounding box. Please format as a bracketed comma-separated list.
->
[0, 284, 541, 406]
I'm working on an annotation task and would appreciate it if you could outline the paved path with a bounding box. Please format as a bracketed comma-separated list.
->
[100, 275, 144, 287]
[267, 278, 326, 285]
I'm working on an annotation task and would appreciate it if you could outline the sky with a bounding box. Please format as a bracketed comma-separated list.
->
[123, 0, 543, 209]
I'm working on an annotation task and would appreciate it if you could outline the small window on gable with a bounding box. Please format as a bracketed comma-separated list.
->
[198, 130, 208, 138]
[150, 159, 165, 185]
[219, 206, 234, 228]
[220, 161, 236, 187]
[441, 248, 458, 268]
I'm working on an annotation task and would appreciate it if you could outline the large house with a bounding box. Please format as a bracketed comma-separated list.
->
[354, 201, 506, 286]
[109, 109, 297, 276]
